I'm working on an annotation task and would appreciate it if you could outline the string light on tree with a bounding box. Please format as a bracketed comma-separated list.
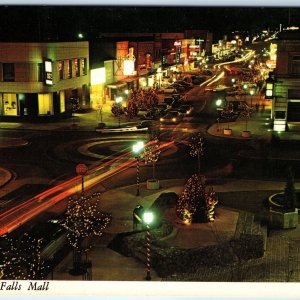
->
[143, 143, 160, 180]
[189, 132, 205, 174]
[63, 192, 112, 275]
[176, 174, 218, 223]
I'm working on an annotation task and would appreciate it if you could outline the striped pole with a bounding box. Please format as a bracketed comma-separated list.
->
[136, 157, 140, 196]
[145, 224, 151, 280]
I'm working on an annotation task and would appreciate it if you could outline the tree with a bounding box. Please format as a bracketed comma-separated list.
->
[284, 167, 298, 211]
[63, 192, 112, 275]
[143, 142, 161, 180]
[239, 103, 253, 131]
[0, 233, 48, 280]
[189, 132, 204, 175]
[176, 174, 217, 223]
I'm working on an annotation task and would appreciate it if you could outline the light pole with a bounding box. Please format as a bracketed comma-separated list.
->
[116, 96, 123, 128]
[250, 90, 254, 107]
[143, 211, 154, 281]
[216, 98, 223, 130]
[132, 141, 145, 196]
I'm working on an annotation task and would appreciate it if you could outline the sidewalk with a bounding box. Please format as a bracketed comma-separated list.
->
[50, 178, 300, 281]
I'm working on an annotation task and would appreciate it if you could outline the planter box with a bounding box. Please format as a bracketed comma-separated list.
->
[147, 179, 160, 190]
[269, 208, 298, 229]
[241, 130, 251, 138]
[223, 128, 232, 136]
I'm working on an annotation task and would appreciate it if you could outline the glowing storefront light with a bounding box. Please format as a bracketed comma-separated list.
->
[91, 68, 105, 85]
[124, 60, 135, 76]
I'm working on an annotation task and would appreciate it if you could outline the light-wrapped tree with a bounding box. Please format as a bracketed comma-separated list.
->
[176, 174, 218, 223]
[63, 192, 112, 276]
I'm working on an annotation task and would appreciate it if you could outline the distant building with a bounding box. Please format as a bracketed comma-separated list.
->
[270, 31, 300, 131]
[0, 41, 89, 121]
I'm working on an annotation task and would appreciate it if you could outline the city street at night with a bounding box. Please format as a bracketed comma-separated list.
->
[1, 4, 300, 299]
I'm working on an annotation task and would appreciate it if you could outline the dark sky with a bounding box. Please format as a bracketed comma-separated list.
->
[0, 6, 298, 42]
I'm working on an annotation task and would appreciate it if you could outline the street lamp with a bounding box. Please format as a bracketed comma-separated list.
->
[116, 96, 123, 128]
[143, 211, 154, 281]
[250, 90, 255, 107]
[216, 99, 223, 132]
[231, 78, 236, 84]
[132, 141, 145, 196]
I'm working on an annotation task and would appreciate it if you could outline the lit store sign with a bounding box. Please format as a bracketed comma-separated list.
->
[124, 59, 135, 76]
[91, 68, 105, 85]
[44, 60, 53, 86]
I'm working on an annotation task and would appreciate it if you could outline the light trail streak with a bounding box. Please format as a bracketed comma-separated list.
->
[0, 140, 174, 236]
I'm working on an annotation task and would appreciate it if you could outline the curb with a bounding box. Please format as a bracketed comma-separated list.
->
[0, 167, 13, 188]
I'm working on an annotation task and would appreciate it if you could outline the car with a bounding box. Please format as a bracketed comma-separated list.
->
[159, 86, 177, 94]
[156, 103, 169, 116]
[142, 108, 160, 120]
[164, 97, 175, 106]
[160, 110, 183, 124]
[177, 104, 193, 115]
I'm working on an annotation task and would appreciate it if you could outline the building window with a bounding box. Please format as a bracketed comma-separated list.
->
[2, 93, 18, 116]
[74, 59, 80, 77]
[3, 63, 15, 82]
[291, 56, 300, 75]
[37, 63, 44, 82]
[58, 61, 64, 80]
[38, 93, 53, 115]
[68, 60, 72, 79]
[288, 89, 300, 99]
[81, 58, 87, 75]
[60, 91, 65, 113]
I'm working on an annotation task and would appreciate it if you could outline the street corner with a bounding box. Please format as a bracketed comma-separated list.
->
[0, 167, 13, 188]
[0, 137, 29, 148]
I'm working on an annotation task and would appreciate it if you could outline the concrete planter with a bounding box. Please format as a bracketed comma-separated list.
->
[146, 179, 160, 190]
[241, 130, 251, 138]
[268, 193, 298, 229]
[223, 128, 232, 136]
[269, 208, 298, 229]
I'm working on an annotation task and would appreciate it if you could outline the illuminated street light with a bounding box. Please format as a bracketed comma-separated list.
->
[143, 210, 154, 281]
[216, 99, 223, 132]
[231, 78, 236, 84]
[78, 33, 84, 39]
[250, 90, 255, 107]
[132, 141, 145, 196]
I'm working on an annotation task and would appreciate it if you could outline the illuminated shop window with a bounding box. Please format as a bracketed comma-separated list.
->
[74, 59, 80, 77]
[38, 93, 53, 115]
[58, 61, 64, 80]
[60, 91, 65, 113]
[81, 58, 87, 75]
[2, 93, 18, 116]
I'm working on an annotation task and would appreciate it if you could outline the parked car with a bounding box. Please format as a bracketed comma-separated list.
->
[164, 97, 175, 106]
[156, 103, 169, 116]
[142, 108, 160, 120]
[177, 104, 194, 115]
[160, 110, 183, 124]
[159, 86, 177, 94]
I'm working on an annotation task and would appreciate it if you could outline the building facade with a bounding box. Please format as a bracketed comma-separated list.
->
[0, 42, 89, 121]
[270, 31, 300, 131]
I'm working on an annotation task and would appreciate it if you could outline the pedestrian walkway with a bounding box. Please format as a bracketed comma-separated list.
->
[48, 178, 300, 282]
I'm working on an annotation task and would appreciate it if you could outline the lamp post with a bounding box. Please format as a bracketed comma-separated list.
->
[216, 99, 223, 132]
[250, 90, 254, 107]
[132, 141, 145, 196]
[115, 96, 123, 128]
[143, 211, 154, 281]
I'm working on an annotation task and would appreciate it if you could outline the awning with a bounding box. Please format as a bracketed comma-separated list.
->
[106, 82, 127, 89]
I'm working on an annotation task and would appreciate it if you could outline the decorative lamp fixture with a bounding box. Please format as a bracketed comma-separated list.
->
[265, 72, 275, 99]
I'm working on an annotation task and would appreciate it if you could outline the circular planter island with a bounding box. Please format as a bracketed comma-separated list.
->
[269, 193, 298, 229]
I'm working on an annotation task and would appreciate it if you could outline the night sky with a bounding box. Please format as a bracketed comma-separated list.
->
[0, 6, 299, 42]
